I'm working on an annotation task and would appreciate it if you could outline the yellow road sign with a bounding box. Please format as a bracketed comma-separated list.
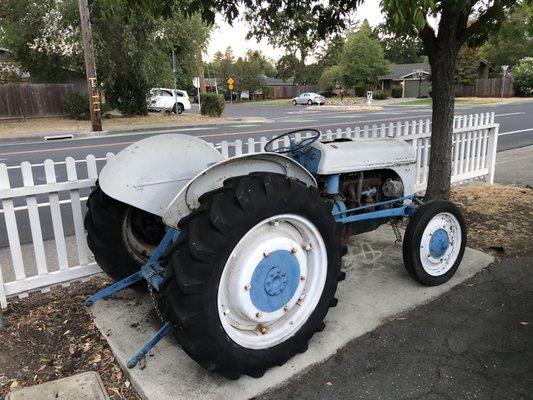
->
[227, 77, 235, 85]
[228, 84, 234, 90]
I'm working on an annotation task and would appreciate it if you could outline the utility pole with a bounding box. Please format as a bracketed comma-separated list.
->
[77, 0, 102, 131]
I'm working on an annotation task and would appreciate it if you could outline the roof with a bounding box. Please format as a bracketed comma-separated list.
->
[380, 63, 431, 80]
[265, 77, 294, 86]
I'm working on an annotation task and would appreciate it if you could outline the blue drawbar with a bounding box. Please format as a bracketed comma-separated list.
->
[250, 250, 300, 313]
[429, 229, 449, 259]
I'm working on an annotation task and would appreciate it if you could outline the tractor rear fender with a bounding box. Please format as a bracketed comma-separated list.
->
[98, 134, 224, 217]
[162, 153, 317, 228]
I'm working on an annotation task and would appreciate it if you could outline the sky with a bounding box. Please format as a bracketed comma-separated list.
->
[205, 0, 385, 62]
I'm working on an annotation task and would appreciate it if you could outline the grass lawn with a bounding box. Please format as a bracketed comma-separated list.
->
[0, 112, 213, 137]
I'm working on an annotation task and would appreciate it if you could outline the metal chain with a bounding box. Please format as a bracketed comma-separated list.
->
[146, 271, 166, 324]
[390, 221, 403, 244]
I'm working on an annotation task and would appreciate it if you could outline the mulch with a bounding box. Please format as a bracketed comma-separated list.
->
[0, 183, 531, 399]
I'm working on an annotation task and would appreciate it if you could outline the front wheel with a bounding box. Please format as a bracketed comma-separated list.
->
[162, 173, 343, 379]
[292, 99, 297, 106]
[307, 99, 313, 106]
[403, 200, 467, 286]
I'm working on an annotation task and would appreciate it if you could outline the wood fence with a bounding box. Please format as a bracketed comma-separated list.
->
[456, 77, 514, 97]
[0, 113, 498, 307]
[0, 82, 86, 119]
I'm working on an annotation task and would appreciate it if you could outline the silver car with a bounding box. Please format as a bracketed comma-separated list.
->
[291, 92, 325, 106]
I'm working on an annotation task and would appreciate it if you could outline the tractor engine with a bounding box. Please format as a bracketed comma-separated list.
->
[318, 170, 405, 240]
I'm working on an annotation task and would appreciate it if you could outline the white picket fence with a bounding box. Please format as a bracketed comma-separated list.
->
[0, 112, 498, 307]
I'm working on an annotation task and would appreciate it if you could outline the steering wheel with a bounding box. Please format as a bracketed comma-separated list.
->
[264, 129, 321, 154]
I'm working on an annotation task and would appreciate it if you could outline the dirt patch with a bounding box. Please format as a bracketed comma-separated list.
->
[0, 276, 140, 400]
[451, 183, 533, 257]
[0, 183, 531, 399]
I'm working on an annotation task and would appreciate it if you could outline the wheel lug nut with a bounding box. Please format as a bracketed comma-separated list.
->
[263, 250, 270, 257]
[244, 283, 251, 291]
[223, 309, 230, 316]
[300, 275, 305, 281]
[291, 247, 297, 254]
[258, 324, 267, 334]
[304, 243, 312, 251]
[283, 306, 289, 312]
[255, 312, 262, 318]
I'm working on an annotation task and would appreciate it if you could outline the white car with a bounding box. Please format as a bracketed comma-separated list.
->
[148, 88, 191, 114]
[291, 92, 325, 106]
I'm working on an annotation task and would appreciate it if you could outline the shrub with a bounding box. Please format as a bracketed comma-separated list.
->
[64, 92, 90, 120]
[513, 57, 533, 97]
[201, 93, 225, 117]
[391, 86, 403, 98]
[354, 85, 366, 97]
[372, 89, 388, 100]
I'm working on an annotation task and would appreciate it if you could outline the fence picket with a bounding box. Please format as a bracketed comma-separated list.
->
[21, 162, 47, 276]
[0, 165, 25, 281]
[247, 138, 255, 154]
[371, 124, 378, 138]
[44, 159, 68, 270]
[221, 141, 229, 158]
[86, 155, 98, 179]
[235, 140, 243, 156]
[66, 157, 89, 266]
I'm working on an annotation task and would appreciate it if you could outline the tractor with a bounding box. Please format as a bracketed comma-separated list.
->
[84, 129, 466, 379]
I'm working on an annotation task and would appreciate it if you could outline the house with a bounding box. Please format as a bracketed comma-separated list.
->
[379, 63, 431, 98]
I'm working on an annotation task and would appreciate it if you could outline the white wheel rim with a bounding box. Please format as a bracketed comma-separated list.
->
[419, 212, 462, 276]
[217, 214, 328, 349]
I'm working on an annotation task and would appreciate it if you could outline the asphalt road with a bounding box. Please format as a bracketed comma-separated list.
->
[0, 100, 532, 247]
[260, 253, 533, 400]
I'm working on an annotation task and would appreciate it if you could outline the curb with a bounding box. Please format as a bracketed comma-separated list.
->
[0, 117, 268, 145]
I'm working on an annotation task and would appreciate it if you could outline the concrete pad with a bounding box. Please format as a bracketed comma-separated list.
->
[6, 371, 109, 400]
[90, 226, 493, 400]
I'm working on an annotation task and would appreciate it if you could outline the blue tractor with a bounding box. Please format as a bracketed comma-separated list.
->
[85, 129, 466, 379]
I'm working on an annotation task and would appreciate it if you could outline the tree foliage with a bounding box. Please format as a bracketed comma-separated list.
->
[0, 0, 210, 114]
[513, 57, 533, 97]
[377, 24, 424, 64]
[455, 45, 480, 86]
[480, 2, 533, 71]
[339, 23, 389, 90]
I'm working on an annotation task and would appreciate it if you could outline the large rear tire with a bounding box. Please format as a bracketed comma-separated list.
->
[162, 173, 343, 379]
[85, 185, 165, 284]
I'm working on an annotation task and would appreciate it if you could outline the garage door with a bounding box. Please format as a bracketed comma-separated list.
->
[404, 80, 429, 98]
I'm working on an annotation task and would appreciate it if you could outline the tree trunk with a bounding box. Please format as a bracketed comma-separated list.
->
[425, 49, 457, 200]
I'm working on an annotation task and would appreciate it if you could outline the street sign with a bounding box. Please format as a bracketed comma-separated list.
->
[227, 77, 234, 86]
[192, 77, 200, 88]
[228, 84, 234, 90]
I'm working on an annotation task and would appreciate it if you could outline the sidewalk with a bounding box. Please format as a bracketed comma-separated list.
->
[260, 253, 533, 400]
[494, 144, 533, 187]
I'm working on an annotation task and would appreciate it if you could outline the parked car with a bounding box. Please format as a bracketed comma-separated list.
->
[291, 92, 325, 106]
[148, 88, 191, 114]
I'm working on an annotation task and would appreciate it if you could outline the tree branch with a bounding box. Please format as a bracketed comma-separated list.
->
[419, 24, 437, 58]
[459, 0, 515, 44]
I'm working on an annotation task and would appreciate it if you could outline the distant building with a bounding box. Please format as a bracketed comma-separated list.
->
[0, 47, 30, 83]
[379, 63, 431, 98]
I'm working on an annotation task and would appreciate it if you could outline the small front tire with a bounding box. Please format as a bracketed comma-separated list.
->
[292, 100, 297, 106]
[403, 200, 467, 286]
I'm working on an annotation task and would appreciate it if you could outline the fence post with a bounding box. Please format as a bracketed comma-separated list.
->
[486, 124, 500, 184]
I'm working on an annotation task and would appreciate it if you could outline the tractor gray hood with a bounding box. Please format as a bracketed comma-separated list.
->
[313, 138, 416, 174]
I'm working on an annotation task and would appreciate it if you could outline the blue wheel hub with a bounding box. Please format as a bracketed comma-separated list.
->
[250, 250, 300, 313]
[429, 229, 449, 259]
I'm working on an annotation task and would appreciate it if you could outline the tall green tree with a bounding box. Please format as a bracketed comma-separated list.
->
[455, 44, 480, 86]
[339, 23, 390, 90]
[0, 0, 84, 82]
[480, 3, 533, 71]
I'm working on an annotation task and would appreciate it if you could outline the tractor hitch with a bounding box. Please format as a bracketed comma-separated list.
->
[84, 228, 180, 368]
